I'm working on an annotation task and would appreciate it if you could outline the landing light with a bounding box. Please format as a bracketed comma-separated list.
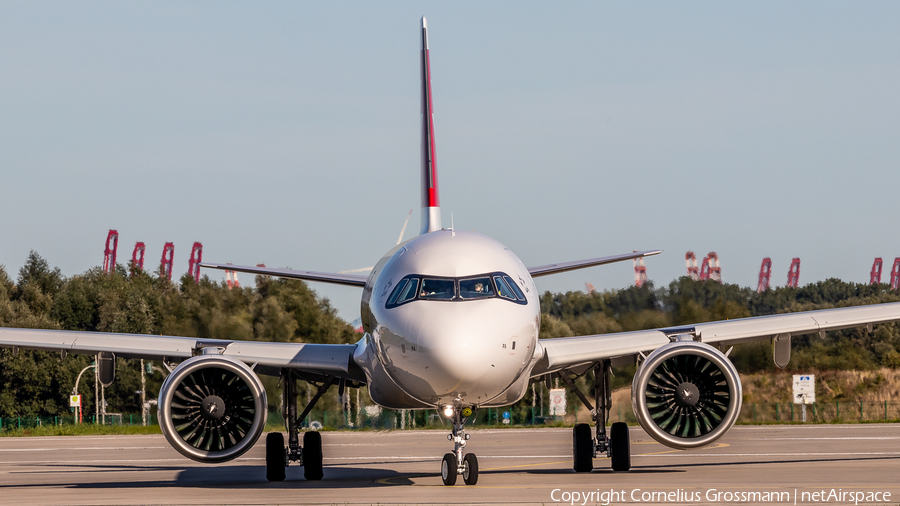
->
[443, 406, 454, 417]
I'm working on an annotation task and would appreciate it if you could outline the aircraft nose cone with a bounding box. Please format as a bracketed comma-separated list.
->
[408, 317, 524, 403]
[428, 339, 494, 384]
[378, 301, 536, 405]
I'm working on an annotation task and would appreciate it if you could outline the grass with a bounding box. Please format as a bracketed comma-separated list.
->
[5, 369, 899, 436]
[0, 423, 162, 437]
[741, 368, 900, 404]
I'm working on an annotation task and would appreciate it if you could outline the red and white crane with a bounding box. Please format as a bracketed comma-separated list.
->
[699, 252, 722, 283]
[786, 258, 801, 288]
[891, 258, 900, 290]
[633, 256, 648, 288]
[870, 258, 883, 285]
[131, 242, 146, 273]
[757, 257, 772, 293]
[685, 251, 699, 280]
[226, 264, 241, 289]
[188, 242, 203, 283]
[160, 243, 175, 281]
[103, 230, 118, 273]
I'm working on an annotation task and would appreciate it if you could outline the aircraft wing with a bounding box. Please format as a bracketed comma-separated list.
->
[531, 301, 900, 376]
[0, 327, 364, 381]
[201, 263, 368, 287]
[527, 249, 662, 277]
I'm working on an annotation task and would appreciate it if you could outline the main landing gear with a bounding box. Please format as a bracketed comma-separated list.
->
[266, 371, 345, 482]
[559, 359, 631, 473]
[441, 406, 479, 486]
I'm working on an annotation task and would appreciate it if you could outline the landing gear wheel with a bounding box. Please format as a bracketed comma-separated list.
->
[463, 453, 479, 485]
[265, 432, 286, 482]
[610, 422, 631, 471]
[441, 453, 458, 486]
[303, 431, 324, 481]
[573, 423, 593, 473]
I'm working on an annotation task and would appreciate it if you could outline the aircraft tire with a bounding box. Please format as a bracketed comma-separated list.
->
[303, 431, 324, 481]
[441, 453, 458, 485]
[463, 453, 479, 485]
[610, 422, 631, 472]
[265, 432, 286, 482]
[572, 423, 593, 472]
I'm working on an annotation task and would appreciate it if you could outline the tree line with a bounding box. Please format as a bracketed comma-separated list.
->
[2, 250, 899, 419]
[540, 277, 900, 372]
[0, 251, 356, 418]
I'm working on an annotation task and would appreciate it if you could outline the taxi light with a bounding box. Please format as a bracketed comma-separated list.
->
[443, 406, 454, 417]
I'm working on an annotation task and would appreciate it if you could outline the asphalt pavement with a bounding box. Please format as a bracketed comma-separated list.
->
[1, 424, 898, 505]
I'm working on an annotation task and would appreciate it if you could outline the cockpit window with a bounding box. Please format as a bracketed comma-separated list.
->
[459, 276, 494, 299]
[493, 276, 517, 300]
[386, 279, 409, 306]
[504, 276, 527, 301]
[385, 272, 526, 308]
[396, 278, 418, 303]
[420, 278, 455, 300]
[386, 278, 419, 307]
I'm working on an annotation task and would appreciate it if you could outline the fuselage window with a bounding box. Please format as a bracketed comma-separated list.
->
[459, 276, 494, 299]
[420, 278, 455, 300]
[504, 276, 527, 301]
[397, 278, 419, 304]
[493, 276, 517, 301]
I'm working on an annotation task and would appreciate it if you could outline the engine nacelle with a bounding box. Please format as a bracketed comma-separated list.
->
[158, 355, 268, 463]
[632, 340, 742, 449]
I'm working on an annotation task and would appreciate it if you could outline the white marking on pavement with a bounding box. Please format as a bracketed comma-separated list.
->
[0, 447, 166, 452]
[323, 455, 570, 460]
[2, 451, 896, 467]
[0, 457, 263, 465]
[0, 436, 165, 441]
[637, 452, 900, 457]
[754, 437, 900, 440]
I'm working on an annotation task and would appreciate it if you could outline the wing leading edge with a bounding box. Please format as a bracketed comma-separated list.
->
[201, 263, 368, 287]
[0, 327, 365, 381]
[532, 301, 900, 376]
[528, 249, 662, 277]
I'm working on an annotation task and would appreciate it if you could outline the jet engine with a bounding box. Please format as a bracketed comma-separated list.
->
[158, 354, 268, 463]
[632, 340, 742, 449]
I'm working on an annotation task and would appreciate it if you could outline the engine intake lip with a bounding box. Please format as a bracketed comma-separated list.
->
[159, 355, 268, 463]
[632, 341, 742, 449]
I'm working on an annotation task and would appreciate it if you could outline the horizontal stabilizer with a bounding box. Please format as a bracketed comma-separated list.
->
[201, 263, 368, 287]
[527, 249, 662, 277]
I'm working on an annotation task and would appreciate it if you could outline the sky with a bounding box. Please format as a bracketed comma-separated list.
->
[1, 2, 898, 323]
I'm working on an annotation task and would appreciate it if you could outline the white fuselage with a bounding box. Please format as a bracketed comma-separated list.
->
[354, 230, 542, 410]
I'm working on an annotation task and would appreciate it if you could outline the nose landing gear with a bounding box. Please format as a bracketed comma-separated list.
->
[440, 406, 478, 485]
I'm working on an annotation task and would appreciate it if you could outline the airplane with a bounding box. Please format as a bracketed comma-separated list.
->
[3, 17, 900, 487]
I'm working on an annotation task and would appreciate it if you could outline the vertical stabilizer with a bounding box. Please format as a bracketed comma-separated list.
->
[420, 17, 442, 234]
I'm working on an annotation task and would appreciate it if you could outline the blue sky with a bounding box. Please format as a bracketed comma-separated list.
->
[1, 2, 898, 322]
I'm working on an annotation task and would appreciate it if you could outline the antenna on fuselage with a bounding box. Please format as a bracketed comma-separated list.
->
[397, 210, 412, 245]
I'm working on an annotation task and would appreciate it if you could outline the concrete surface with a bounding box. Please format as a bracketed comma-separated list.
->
[1, 424, 899, 505]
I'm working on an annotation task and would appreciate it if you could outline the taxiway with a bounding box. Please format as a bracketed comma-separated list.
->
[1, 424, 898, 505]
